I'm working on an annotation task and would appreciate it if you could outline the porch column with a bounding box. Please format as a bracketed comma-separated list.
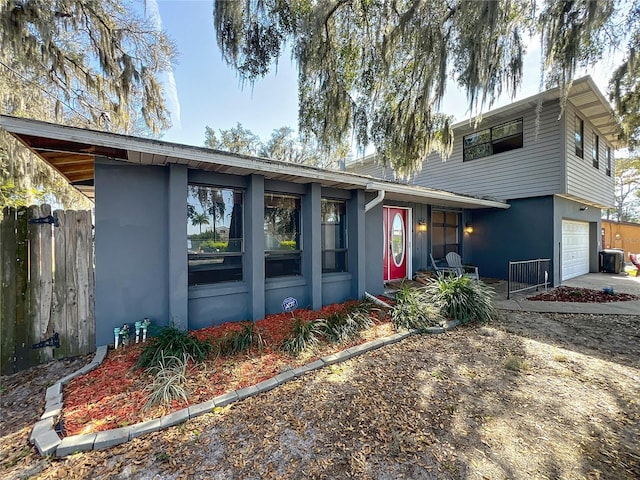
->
[303, 182, 322, 310]
[168, 164, 188, 330]
[247, 174, 265, 320]
[349, 189, 366, 298]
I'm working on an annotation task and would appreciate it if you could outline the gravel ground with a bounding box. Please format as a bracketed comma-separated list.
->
[1, 311, 639, 479]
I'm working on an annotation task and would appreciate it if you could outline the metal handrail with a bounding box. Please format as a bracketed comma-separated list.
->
[507, 258, 551, 299]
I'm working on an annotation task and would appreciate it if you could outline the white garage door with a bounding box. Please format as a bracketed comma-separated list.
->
[562, 220, 590, 281]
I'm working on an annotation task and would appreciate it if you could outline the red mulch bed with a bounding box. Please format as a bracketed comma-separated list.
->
[62, 299, 393, 437]
[528, 286, 639, 303]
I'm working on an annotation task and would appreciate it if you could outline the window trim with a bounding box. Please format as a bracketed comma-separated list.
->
[606, 147, 612, 177]
[575, 116, 584, 159]
[463, 118, 523, 162]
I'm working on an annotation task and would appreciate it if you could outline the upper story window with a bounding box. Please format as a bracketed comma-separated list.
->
[575, 116, 584, 158]
[592, 131, 599, 169]
[187, 185, 244, 286]
[463, 118, 523, 161]
[606, 147, 612, 177]
[431, 210, 459, 258]
[321, 199, 348, 273]
[265, 193, 301, 278]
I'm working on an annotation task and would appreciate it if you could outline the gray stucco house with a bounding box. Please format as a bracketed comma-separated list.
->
[1, 114, 507, 346]
[347, 76, 621, 286]
[0, 76, 619, 346]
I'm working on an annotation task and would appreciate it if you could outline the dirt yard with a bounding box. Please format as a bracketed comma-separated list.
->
[2, 310, 639, 479]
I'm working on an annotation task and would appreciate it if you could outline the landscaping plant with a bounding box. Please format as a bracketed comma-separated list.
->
[281, 317, 323, 355]
[144, 352, 189, 409]
[136, 324, 214, 369]
[424, 275, 496, 323]
[349, 308, 376, 330]
[390, 283, 442, 331]
[322, 311, 361, 343]
[217, 321, 266, 355]
[62, 299, 390, 435]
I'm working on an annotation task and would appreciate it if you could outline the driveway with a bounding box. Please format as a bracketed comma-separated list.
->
[563, 272, 640, 295]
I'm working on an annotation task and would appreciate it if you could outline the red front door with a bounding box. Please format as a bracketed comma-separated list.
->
[383, 207, 408, 281]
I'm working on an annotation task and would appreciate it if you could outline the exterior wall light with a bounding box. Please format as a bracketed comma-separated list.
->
[464, 223, 474, 234]
[417, 219, 428, 232]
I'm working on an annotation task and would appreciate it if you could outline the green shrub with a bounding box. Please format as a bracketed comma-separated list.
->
[281, 318, 322, 355]
[390, 284, 442, 331]
[424, 275, 496, 324]
[144, 352, 189, 409]
[136, 324, 213, 369]
[200, 240, 228, 252]
[188, 231, 218, 241]
[278, 240, 297, 250]
[217, 322, 265, 356]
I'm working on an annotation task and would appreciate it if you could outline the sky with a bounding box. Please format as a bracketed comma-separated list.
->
[154, 0, 623, 150]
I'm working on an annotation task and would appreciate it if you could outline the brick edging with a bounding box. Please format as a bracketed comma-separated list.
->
[31, 321, 460, 457]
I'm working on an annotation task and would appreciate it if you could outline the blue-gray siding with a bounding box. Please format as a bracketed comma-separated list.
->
[348, 104, 564, 200]
[364, 198, 384, 295]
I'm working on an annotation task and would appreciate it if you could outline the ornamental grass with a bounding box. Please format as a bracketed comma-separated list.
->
[63, 299, 392, 436]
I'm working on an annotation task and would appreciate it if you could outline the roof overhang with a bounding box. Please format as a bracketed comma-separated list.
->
[451, 76, 622, 146]
[350, 75, 623, 170]
[0, 115, 509, 210]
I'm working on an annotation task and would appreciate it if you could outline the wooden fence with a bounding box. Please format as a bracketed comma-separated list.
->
[1, 205, 95, 374]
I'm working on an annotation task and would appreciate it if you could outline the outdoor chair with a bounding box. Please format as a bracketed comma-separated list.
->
[630, 253, 640, 275]
[445, 252, 480, 281]
[429, 253, 458, 277]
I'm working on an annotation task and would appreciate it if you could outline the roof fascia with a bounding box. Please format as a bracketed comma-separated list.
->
[0, 115, 508, 210]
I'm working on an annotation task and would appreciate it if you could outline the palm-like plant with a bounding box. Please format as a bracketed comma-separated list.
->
[423, 276, 496, 324]
[191, 212, 210, 234]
